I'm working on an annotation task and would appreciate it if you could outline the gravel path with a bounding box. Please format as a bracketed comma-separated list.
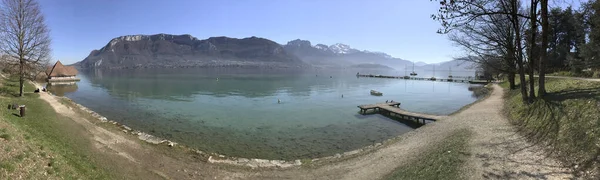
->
[33, 82, 573, 179]
[463, 84, 572, 179]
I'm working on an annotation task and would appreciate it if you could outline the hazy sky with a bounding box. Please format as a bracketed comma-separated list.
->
[39, 0, 472, 64]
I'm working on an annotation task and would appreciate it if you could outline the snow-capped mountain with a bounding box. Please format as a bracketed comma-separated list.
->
[283, 39, 407, 70]
[314, 44, 329, 50]
[283, 39, 393, 58]
[329, 43, 358, 54]
[282, 39, 475, 76]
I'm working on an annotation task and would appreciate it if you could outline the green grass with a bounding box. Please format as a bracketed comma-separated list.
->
[14, 154, 25, 162]
[0, 133, 11, 141]
[0, 75, 112, 179]
[502, 77, 600, 178]
[548, 70, 600, 78]
[384, 129, 473, 180]
[0, 162, 15, 172]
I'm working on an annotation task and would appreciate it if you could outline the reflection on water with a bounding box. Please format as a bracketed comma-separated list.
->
[46, 83, 78, 96]
[49, 68, 479, 160]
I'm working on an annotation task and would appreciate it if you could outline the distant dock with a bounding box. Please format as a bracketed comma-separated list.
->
[356, 74, 489, 84]
[358, 102, 445, 124]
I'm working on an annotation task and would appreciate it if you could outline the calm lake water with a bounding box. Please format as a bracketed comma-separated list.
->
[48, 68, 479, 160]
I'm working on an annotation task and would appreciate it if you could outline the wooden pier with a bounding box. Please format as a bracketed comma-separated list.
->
[358, 102, 445, 124]
[356, 74, 477, 83]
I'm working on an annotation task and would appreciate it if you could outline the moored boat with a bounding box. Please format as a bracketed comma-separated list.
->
[370, 90, 383, 96]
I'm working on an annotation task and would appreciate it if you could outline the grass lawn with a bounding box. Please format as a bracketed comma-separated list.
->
[547, 70, 600, 78]
[384, 129, 473, 180]
[502, 77, 600, 178]
[0, 75, 112, 179]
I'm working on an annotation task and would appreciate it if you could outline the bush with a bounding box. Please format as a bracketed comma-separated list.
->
[468, 85, 490, 98]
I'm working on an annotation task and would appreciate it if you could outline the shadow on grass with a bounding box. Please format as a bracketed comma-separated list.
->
[546, 87, 600, 101]
[0, 86, 20, 97]
[505, 80, 600, 178]
[0, 77, 24, 97]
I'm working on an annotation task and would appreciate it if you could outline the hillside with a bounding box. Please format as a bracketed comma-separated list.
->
[75, 34, 307, 69]
[348, 63, 395, 70]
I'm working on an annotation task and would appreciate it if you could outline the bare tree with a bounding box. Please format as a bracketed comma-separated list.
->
[527, 0, 539, 102]
[448, 12, 519, 89]
[538, 0, 548, 97]
[0, 0, 51, 96]
[433, 0, 531, 103]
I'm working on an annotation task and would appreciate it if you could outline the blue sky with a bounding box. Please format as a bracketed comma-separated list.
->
[39, 0, 463, 64]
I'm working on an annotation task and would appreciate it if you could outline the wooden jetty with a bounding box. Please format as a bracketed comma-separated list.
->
[358, 102, 401, 113]
[468, 80, 490, 84]
[356, 74, 475, 83]
[358, 102, 445, 124]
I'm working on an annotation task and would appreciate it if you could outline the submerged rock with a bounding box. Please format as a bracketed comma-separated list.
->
[121, 125, 132, 131]
[207, 156, 302, 168]
[167, 141, 176, 147]
[138, 133, 167, 144]
[99, 117, 108, 122]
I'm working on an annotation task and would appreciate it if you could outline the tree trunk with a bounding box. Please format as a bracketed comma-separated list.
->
[19, 60, 24, 97]
[512, 0, 529, 103]
[509, 72, 516, 89]
[506, 27, 518, 90]
[538, 0, 548, 97]
[528, 0, 537, 103]
[528, 64, 535, 101]
[518, 56, 529, 104]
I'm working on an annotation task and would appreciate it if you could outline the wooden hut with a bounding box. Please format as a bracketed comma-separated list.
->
[46, 61, 80, 82]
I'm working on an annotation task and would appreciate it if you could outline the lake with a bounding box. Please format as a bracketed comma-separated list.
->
[47, 68, 479, 160]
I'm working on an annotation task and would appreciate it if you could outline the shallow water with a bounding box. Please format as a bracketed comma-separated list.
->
[48, 68, 478, 160]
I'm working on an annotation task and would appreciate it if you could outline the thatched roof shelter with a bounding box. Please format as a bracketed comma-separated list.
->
[46, 61, 78, 77]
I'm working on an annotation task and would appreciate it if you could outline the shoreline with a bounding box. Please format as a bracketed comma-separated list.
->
[45, 93, 402, 168]
[34, 80, 488, 169]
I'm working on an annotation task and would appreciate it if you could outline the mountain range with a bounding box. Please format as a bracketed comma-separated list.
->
[75, 34, 307, 69]
[281, 39, 475, 76]
[75, 34, 475, 76]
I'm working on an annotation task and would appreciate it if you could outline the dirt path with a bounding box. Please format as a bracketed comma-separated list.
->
[33, 83, 573, 179]
[463, 84, 572, 179]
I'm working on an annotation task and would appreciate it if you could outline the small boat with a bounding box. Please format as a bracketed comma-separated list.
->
[370, 90, 383, 96]
[429, 77, 437, 81]
[403, 75, 410, 79]
[410, 62, 418, 76]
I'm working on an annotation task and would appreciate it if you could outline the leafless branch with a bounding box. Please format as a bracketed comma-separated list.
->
[0, 0, 51, 96]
